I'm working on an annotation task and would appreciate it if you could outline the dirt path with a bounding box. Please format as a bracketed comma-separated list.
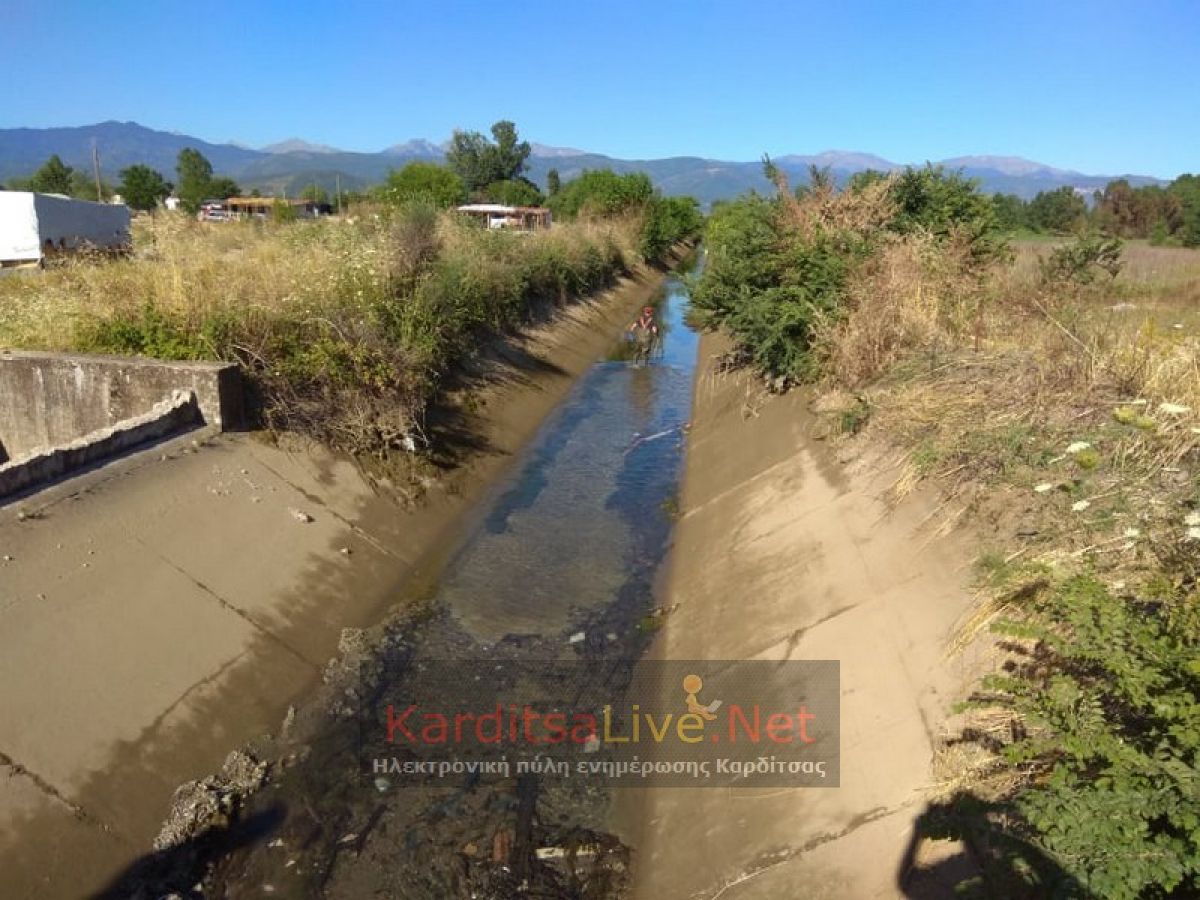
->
[623, 333, 982, 899]
[0, 258, 677, 900]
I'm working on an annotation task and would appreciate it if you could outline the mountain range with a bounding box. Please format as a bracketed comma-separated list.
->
[0, 120, 1165, 205]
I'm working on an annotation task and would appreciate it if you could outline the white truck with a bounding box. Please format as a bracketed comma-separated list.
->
[0, 191, 131, 266]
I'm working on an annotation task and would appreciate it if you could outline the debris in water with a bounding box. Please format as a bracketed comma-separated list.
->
[289, 508, 313, 523]
[153, 750, 267, 851]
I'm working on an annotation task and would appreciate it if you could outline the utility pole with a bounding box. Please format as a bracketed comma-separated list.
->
[91, 140, 103, 201]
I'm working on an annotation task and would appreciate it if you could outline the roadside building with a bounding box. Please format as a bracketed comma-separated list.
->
[208, 197, 325, 221]
[456, 204, 552, 231]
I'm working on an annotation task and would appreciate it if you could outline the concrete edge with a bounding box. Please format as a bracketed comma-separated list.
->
[0, 390, 200, 500]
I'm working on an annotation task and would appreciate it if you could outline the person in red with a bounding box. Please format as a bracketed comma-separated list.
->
[627, 306, 659, 363]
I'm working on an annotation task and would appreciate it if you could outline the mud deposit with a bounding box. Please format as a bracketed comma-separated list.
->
[108, 261, 702, 899]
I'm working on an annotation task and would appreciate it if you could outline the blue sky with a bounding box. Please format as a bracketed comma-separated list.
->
[2, 0, 1196, 177]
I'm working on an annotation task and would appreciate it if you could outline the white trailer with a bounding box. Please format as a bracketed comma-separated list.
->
[0, 192, 131, 266]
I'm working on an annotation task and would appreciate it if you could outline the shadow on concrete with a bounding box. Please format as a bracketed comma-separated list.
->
[0, 421, 210, 508]
[897, 792, 1082, 899]
[423, 333, 572, 472]
[88, 804, 286, 899]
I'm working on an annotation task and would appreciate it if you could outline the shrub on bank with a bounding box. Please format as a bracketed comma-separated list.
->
[0, 207, 641, 456]
[548, 170, 702, 261]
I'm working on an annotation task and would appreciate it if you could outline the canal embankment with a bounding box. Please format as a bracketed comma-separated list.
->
[624, 330, 983, 899]
[0, 251, 684, 900]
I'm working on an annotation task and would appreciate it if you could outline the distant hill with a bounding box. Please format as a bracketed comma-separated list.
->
[0, 120, 263, 184]
[0, 120, 1166, 204]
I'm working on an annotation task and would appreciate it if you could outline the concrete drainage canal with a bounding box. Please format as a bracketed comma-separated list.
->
[108, 255, 705, 899]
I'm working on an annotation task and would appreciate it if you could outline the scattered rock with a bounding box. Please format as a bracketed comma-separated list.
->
[339, 546, 352, 556]
[338, 628, 368, 656]
[153, 750, 267, 851]
[289, 508, 313, 523]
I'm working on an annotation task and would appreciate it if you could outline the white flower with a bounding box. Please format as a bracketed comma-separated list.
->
[1159, 402, 1191, 416]
[1034, 483, 1055, 494]
[1066, 441, 1092, 454]
[1072, 500, 1091, 512]
[1123, 528, 1141, 539]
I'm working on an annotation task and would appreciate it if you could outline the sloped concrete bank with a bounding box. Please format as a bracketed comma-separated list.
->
[622, 332, 983, 899]
[0, 252, 684, 900]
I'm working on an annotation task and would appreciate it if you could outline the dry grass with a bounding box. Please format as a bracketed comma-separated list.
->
[0, 208, 642, 456]
[815, 231, 1200, 817]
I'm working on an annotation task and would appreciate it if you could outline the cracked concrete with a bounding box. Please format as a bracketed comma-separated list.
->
[621, 333, 981, 899]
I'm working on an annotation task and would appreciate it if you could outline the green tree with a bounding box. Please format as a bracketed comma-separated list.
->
[547, 168, 561, 197]
[890, 165, 996, 237]
[29, 154, 74, 195]
[67, 168, 114, 201]
[548, 170, 654, 219]
[176, 148, 214, 213]
[1168, 174, 1200, 247]
[206, 176, 240, 200]
[381, 161, 466, 208]
[119, 164, 171, 211]
[1027, 186, 1087, 233]
[483, 178, 544, 207]
[991, 193, 1029, 232]
[446, 120, 531, 192]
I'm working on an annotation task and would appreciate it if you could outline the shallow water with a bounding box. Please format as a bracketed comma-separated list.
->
[180, 259, 705, 898]
[443, 266, 699, 643]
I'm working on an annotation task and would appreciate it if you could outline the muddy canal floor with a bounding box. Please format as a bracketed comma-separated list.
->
[97, 266, 701, 900]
